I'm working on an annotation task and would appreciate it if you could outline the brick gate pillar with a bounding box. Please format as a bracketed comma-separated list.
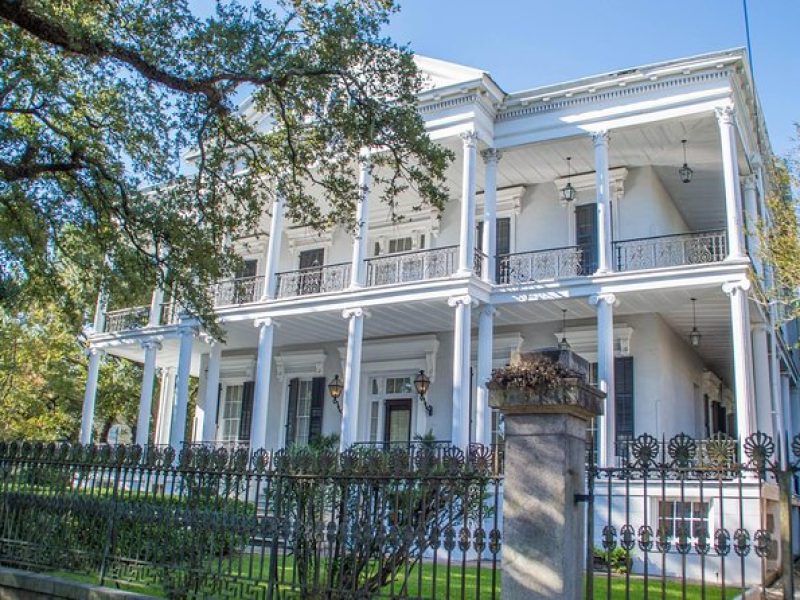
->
[489, 351, 603, 600]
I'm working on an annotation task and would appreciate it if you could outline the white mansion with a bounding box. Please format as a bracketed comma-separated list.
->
[80, 48, 799, 471]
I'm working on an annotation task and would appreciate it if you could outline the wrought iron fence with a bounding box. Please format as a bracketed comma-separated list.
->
[212, 275, 265, 306]
[613, 229, 727, 272]
[365, 246, 458, 287]
[0, 441, 503, 599]
[587, 431, 795, 599]
[103, 305, 150, 333]
[497, 246, 583, 284]
[275, 262, 350, 298]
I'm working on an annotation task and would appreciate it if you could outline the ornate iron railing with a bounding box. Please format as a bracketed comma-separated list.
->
[497, 246, 583, 284]
[103, 305, 150, 333]
[587, 431, 797, 598]
[615, 435, 738, 469]
[365, 245, 458, 287]
[613, 229, 727, 272]
[211, 275, 264, 306]
[0, 441, 502, 599]
[474, 249, 488, 278]
[275, 262, 350, 298]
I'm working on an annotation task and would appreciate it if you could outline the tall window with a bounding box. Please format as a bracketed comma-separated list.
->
[220, 385, 243, 442]
[575, 203, 597, 274]
[286, 377, 325, 446]
[477, 217, 511, 282]
[388, 237, 413, 254]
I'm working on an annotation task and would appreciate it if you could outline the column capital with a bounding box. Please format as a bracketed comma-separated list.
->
[85, 346, 105, 358]
[589, 292, 618, 307]
[481, 148, 502, 165]
[140, 339, 162, 351]
[479, 304, 497, 318]
[750, 153, 763, 170]
[460, 130, 479, 148]
[722, 279, 751, 297]
[254, 317, 275, 328]
[741, 174, 757, 191]
[342, 307, 368, 319]
[448, 294, 476, 308]
[177, 321, 198, 336]
[715, 104, 736, 126]
[591, 130, 609, 147]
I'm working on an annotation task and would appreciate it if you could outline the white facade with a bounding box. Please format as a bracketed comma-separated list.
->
[83, 49, 799, 474]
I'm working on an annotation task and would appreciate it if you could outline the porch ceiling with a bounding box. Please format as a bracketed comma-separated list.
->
[494, 283, 752, 389]
[491, 112, 737, 232]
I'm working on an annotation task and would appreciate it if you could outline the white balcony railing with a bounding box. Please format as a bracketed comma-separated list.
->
[497, 246, 583, 284]
[275, 262, 351, 299]
[365, 245, 458, 287]
[211, 275, 265, 306]
[104, 305, 150, 333]
[613, 230, 727, 272]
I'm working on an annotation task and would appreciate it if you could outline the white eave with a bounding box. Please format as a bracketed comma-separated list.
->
[502, 48, 747, 110]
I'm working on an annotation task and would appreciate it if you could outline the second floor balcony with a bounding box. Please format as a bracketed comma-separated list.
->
[98, 229, 731, 333]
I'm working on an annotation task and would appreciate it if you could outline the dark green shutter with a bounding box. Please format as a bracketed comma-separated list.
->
[309, 377, 325, 443]
[576, 203, 597, 274]
[614, 357, 634, 442]
[286, 378, 299, 446]
[238, 381, 255, 441]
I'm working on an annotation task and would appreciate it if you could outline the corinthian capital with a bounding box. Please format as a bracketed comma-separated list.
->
[591, 130, 609, 147]
[342, 307, 368, 319]
[460, 130, 479, 148]
[481, 148, 502, 165]
[447, 294, 475, 308]
[715, 104, 736, 126]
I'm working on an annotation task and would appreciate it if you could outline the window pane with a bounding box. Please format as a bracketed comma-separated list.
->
[369, 402, 380, 442]
[294, 380, 313, 446]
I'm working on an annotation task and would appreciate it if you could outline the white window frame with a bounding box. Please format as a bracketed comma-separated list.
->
[655, 498, 713, 550]
[217, 380, 247, 443]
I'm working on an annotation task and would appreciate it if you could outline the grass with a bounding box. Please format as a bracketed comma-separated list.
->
[45, 556, 741, 599]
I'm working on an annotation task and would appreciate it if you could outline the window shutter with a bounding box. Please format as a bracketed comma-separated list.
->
[309, 377, 326, 443]
[215, 384, 222, 426]
[614, 357, 634, 442]
[496, 218, 511, 255]
[286, 378, 299, 446]
[238, 381, 255, 442]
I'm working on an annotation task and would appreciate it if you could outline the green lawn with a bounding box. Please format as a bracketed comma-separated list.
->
[48, 557, 741, 599]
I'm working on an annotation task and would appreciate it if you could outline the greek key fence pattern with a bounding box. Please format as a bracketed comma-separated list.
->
[0, 441, 503, 599]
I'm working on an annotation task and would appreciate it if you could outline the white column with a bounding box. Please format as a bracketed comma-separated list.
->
[79, 347, 104, 444]
[590, 293, 616, 466]
[475, 305, 496, 446]
[262, 193, 285, 300]
[154, 367, 175, 445]
[202, 342, 222, 442]
[723, 280, 756, 444]
[250, 318, 276, 451]
[751, 324, 773, 437]
[457, 131, 478, 275]
[148, 286, 164, 327]
[480, 149, 501, 283]
[92, 289, 107, 334]
[170, 319, 196, 451]
[340, 308, 366, 450]
[350, 153, 372, 288]
[781, 373, 793, 454]
[135, 340, 160, 446]
[717, 105, 746, 259]
[741, 175, 763, 275]
[769, 327, 787, 464]
[449, 295, 473, 449]
[592, 131, 613, 274]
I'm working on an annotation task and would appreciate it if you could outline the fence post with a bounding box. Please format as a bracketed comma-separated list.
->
[779, 469, 795, 598]
[489, 352, 603, 600]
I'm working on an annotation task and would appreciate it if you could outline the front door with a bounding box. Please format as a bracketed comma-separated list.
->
[575, 203, 597, 275]
[384, 399, 412, 446]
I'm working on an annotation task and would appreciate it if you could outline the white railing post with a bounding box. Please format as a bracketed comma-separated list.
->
[202, 341, 222, 443]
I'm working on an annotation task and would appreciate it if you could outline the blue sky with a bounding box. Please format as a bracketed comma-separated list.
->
[384, 0, 798, 156]
[189, 1, 798, 156]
